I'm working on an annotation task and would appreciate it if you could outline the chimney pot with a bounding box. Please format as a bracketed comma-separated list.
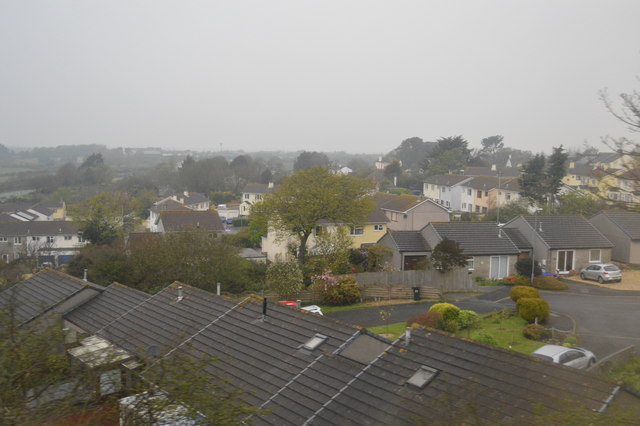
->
[83, 269, 88, 281]
[405, 327, 411, 346]
[177, 285, 184, 302]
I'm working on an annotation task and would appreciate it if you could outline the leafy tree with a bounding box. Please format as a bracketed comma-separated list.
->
[479, 135, 505, 162]
[265, 260, 304, 299]
[66, 244, 129, 286]
[556, 191, 606, 216]
[387, 137, 436, 171]
[423, 136, 471, 175]
[250, 167, 375, 264]
[293, 151, 330, 171]
[430, 238, 468, 273]
[483, 199, 530, 223]
[515, 257, 542, 278]
[79, 153, 112, 185]
[69, 192, 140, 245]
[518, 146, 567, 205]
[305, 227, 353, 276]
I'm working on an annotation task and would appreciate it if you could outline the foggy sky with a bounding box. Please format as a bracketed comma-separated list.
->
[1, 1, 639, 155]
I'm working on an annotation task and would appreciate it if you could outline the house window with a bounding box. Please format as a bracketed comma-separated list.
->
[1, 254, 8, 263]
[374, 224, 384, 231]
[314, 226, 323, 236]
[467, 257, 475, 271]
[485, 191, 489, 197]
[244, 194, 249, 199]
[475, 205, 480, 213]
[467, 189, 472, 196]
[557, 250, 575, 273]
[78, 235, 86, 243]
[477, 190, 482, 198]
[14, 237, 22, 244]
[589, 249, 601, 263]
[445, 201, 450, 207]
[462, 203, 467, 209]
[0, 237, 7, 242]
[47, 236, 55, 243]
[482, 207, 488, 213]
[506, 193, 511, 201]
[64, 235, 72, 241]
[441, 187, 446, 193]
[350, 226, 364, 236]
[255, 194, 262, 200]
[32, 236, 40, 241]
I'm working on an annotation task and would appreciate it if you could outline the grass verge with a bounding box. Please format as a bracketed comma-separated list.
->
[369, 312, 545, 355]
[605, 357, 640, 392]
[318, 299, 436, 314]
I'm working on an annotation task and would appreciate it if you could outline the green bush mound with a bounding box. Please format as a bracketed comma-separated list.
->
[321, 280, 361, 305]
[428, 303, 461, 322]
[510, 285, 540, 302]
[406, 312, 443, 329]
[458, 310, 479, 329]
[516, 297, 550, 323]
[531, 276, 568, 290]
[522, 323, 550, 341]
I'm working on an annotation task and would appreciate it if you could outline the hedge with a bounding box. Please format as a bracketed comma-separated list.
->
[531, 276, 568, 291]
[510, 286, 540, 302]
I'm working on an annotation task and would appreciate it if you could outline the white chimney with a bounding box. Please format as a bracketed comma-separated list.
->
[491, 164, 497, 171]
[405, 327, 411, 346]
[268, 182, 274, 189]
[177, 286, 184, 302]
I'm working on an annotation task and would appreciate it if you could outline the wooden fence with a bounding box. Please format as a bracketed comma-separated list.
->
[263, 269, 474, 304]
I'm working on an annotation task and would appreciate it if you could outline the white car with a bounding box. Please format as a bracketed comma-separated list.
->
[531, 344, 596, 369]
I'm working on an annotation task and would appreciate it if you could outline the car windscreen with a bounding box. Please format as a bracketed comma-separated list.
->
[531, 353, 553, 362]
[604, 265, 620, 271]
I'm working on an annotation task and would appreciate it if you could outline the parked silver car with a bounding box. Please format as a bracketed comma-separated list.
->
[531, 344, 597, 369]
[579, 263, 622, 283]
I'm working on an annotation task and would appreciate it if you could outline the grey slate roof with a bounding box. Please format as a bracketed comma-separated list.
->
[65, 283, 150, 333]
[307, 328, 622, 425]
[463, 166, 522, 177]
[431, 222, 522, 255]
[383, 231, 430, 252]
[502, 228, 532, 250]
[423, 174, 472, 187]
[150, 199, 190, 214]
[515, 215, 614, 249]
[158, 210, 224, 232]
[0, 270, 103, 325]
[0, 221, 80, 237]
[591, 211, 640, 240]
[242, 183, 278, 194]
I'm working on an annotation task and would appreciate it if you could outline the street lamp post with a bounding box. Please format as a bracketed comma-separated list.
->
[530, 208, 542, 283]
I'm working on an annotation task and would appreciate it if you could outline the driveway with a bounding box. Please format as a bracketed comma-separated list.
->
[327, 282, 640, 359]
[563, 269, 640, 291]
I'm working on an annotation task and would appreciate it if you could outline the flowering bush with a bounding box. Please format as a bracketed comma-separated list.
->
[312, 270, 361, 305]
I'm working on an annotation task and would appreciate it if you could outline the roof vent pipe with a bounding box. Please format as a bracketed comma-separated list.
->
[177, 286, 184, 302]
[83, 269, 88, 281]
[405, 327, 411, 346]
[262, 297, 268, 320]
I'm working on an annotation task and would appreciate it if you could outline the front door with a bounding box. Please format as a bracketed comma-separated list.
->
[557, 250, 574, 273]
[490, 256, 508, 279]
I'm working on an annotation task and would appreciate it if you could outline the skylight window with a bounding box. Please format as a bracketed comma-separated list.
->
[407, 365, 438, 389]
[302, 333, 327, 351]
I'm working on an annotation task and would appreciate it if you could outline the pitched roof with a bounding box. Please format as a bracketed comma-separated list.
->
[158, 210, 224, 232]
[465, 176, 520, 192]
[242, 183, 278, 194]
[0, 221, 80, 237]
[374, 193, 422, 212]
[0, 270, 103, 325]
[308, 328, 622, 425]
[512, 215, 614, 249]
[150, 199, 191, 214]
[431, 222, 522, 255]
[464, 166, 522, 177]
[382, 231, 430, 252]
[502, 227, 532, 250]
[591, 211, 640, 240]
[423, 174, 472, 187]
[65, 283, 150, 333]
[181, 192, 209, 205]
[318, 208, 389, 225]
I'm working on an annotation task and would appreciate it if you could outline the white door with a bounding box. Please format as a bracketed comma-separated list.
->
[556, 250, 575, 273]
[490, 256, 509, 279]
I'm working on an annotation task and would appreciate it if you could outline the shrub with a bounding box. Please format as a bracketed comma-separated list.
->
[531, 276, 568, 291]
[406, 312, 443, 329]
[563, 336, 578, 347]
[457, 310, 479, 329]
[442, 319, 459, 334]
[516, 297, 550, 323]
[515, 257, 542, 277]
[266, 261, 304, 299]
[428, 303, 461, 322]
[475, 332, 498, 346]
[312, 271, 361, 305]
[522, 323, 550, 341]
[500, 275, 530, 285]
[510, 286, 540, 302]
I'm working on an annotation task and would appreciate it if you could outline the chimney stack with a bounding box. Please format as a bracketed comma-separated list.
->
[404, 327, 411, 346]
[177, 286, 184, 302]
[83, 269, 88, 281]
[262, 297, 268, 320]
[268, 182, 274, 189]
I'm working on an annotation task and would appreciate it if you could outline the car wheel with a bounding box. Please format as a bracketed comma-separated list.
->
[598, 276, 604, 284]
[580, 273, 586, 280]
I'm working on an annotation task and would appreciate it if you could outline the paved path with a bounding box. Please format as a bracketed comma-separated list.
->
[327, 282, 640, 358]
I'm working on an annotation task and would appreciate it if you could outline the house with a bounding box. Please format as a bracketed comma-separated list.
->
[261, 208, 389, 262]
[603, 168, 640, 205]
[216, 201, 241, 221]
[467, 176, 521, 214]
[4, 270, 635, 424]
[240, 182, 278, 216]
[0, 200, 66, 222]
[378, 222, 529, 278]
[148, 199, 191, 232]
[589, 211, 640, 264]
[504, 215, 614, 274]
[169, 191, 210, 211]
[463, 164, 521, 177]
[155, 210, 224, 234]
[423, 222, 528, 279]
[0, 221, 86, 265]
[422, 175, 474, 210]
[374, 193, 449, 231]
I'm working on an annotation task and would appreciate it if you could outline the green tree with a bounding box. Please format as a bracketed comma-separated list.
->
[483, 199, 530, 223]
[479, 135, 505, 162]
[266, 260, 304, 299]
[293, 151, 330, 171]
[69, 192, 140, 245]
[430, 238, 468, 273]
[305, 227, 353, 276]
[518, 146, 568, 206]
[250, 167, 375, 264]
[423, 136, 471, 175]
[556, 191, 606, 216]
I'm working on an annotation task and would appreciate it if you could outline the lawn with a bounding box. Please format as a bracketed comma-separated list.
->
[369, 312, 545, 355]
[605, 357, 640, 392]
[318, 299, 432, 314]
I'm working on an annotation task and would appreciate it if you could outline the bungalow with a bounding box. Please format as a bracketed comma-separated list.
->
[3, 270, 635, 424]
[0, 200, 66, 222]
[589, 211, 640, 264]
[374, 192, 449, 231]
[0, 221, 85, 266]
[504, 215, 614, 274]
